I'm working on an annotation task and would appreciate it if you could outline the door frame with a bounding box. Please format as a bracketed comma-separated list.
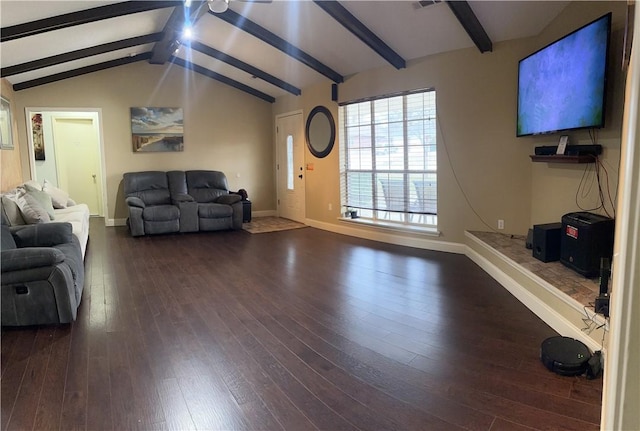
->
[25, 107, 107, 220]
[275, 110, 305, 222]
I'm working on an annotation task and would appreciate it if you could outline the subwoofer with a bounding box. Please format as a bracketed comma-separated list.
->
[532, 222, 562, 263]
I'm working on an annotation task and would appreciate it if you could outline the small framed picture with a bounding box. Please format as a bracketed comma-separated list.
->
[0, 96, 14, 150]
[556, 135, 568, 155]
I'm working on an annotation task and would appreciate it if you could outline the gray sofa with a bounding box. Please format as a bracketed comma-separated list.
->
[123, 170, 243, 237]
[1, 222, 84, 326]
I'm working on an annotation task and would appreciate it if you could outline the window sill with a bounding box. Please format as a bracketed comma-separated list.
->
[338, 217, 440, 236]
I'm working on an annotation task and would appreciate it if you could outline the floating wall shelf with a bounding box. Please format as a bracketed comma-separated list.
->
[530, 155, 596, 164]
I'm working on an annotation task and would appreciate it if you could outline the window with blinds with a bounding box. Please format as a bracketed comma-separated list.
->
[339, 89, 437, 227]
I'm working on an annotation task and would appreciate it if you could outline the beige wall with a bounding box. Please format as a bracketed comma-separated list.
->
[273, 80, 341, 224]
[7, 1, 625, 240]
[1, 79, 24, 191]
[11, 61, 275, 221]
[528, 2, 627, 224]
[274, 1, 626, 245]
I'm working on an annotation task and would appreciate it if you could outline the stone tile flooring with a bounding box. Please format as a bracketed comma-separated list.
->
[469, 231, 600, 307]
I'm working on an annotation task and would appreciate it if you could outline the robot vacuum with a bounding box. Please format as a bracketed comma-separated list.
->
[540, 336, 591, 376]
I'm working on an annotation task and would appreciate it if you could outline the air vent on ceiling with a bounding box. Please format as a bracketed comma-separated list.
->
[417, 0, 442, 8]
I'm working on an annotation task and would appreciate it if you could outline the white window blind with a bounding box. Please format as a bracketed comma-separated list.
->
[339, 89, 437, 226]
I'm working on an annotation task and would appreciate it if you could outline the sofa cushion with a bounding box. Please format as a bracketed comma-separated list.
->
[53, 204, 90, 258]
[186, 170, 229, 203]
[123, 171, 172, 206]
[198, 203, 233, 218]
[143, 205, 180, 221]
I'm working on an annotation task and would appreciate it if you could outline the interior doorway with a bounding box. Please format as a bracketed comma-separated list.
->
[26, 108, 106, 217]
[276, 111, 305, 223]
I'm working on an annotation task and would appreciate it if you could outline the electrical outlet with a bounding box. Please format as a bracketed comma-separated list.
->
[498, 219, 505, 230]
[328, 203, 332, 211]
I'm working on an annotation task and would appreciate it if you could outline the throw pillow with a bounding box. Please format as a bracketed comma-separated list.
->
[22, 180, 43, 192]
[43, 179, 70, 209]
[15, 192, 51, 224]
[1, 194, 27, 226]
[27, 190, 56, 220]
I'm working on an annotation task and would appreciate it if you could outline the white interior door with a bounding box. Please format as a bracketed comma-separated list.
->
[276, 112, 305, 223]
[52, 116, 104, 216]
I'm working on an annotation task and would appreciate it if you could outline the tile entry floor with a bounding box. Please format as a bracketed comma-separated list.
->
[469, 231, 601, 307]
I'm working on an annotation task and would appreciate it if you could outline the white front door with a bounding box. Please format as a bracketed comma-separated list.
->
[276, 112, 305, 223]
[52, 116, 104, 216]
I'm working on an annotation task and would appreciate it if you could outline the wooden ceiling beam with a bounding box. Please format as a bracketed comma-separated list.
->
[149, 1, 208, 64]
[1, 1, 181, 43]
[446, 1, 492, 53]
[214, 8, 344, 83]
[2, 33, 163, 77]
[313, 0, 405, 70]
[12, 52, 153, 91]
[170, 56, 275, 103]
[190, 41, 301, 96]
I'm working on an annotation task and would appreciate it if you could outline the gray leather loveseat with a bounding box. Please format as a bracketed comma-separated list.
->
[123, 170, 243, 237]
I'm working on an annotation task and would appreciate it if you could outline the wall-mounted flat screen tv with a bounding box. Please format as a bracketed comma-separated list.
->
[517, 13, 611, 137]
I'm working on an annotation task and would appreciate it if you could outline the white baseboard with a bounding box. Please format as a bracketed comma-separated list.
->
[305, 218, 466, 254]
[106, 218, 127, 227]
[465, 234, 605, 352]
[252, 210, 277, 218]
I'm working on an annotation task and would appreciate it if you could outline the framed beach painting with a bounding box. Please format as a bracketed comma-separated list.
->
[131, 107, 184, 152]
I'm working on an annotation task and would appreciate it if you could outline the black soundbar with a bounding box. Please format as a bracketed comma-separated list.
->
[535, 144, 602, 156]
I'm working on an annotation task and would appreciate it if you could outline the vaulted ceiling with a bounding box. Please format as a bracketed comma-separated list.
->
[1, 1, 569, 103]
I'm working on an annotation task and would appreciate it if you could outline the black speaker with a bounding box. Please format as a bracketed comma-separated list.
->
[532, 222, 562, 263]
[525, 228, 533, 249]
[331, 83, 338, 102]
[560, 212, 614, 277]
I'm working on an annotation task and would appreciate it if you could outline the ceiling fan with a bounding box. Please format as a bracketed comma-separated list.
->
[207, 0, 271, 14]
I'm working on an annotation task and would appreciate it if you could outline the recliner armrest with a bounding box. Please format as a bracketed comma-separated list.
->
[10, 222, 73, 248]
[172, 193, 195, 204]
[216, 194, 242, 205]
[1, 248, 65, 272]
[125, 196, 146, 208]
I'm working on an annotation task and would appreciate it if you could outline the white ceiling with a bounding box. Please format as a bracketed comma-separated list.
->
[0, 0, 570, 100]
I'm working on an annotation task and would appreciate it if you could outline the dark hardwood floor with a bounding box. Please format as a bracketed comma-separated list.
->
[1, 219, 603, 430]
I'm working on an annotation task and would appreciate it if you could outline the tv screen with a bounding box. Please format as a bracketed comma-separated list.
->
[517, 13, 611, 137]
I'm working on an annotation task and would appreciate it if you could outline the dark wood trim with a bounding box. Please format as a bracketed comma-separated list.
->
[313, 0, 406, 70]
[170, 56, 275, 103]
[0, 1, 181, 42]
[190, 41, 301, 96]
[446, 1, 492, 53]
[213, 8, 344, 83]
[149, 5, 187, 65]
[149, 1, 208, 65]
[12, 52, 153, 91]
[2, 33, 163, 77]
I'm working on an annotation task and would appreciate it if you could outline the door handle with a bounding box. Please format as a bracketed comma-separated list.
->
[92, 174, 96, 183]
[298, 174, 303, 179]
